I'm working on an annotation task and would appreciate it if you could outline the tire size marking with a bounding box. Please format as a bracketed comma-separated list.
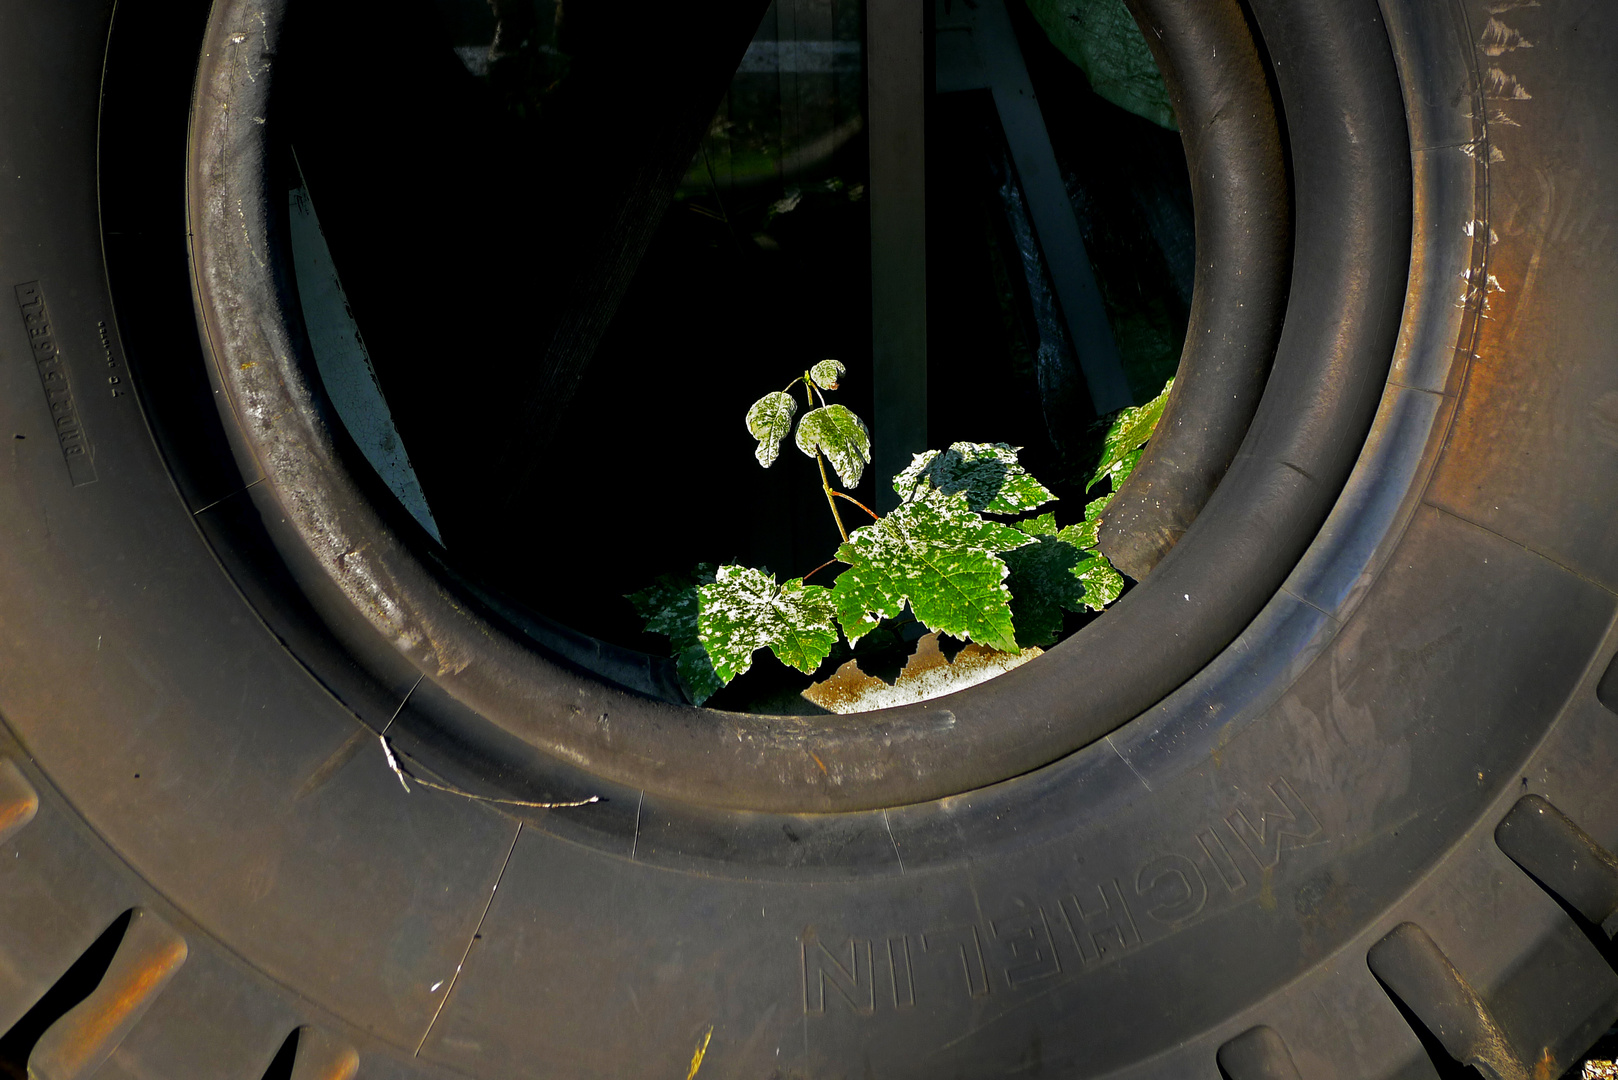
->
[14, 282, 96, 486]
[800, 777, 1324, 1015]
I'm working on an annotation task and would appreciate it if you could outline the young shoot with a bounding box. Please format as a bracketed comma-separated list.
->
[632, 363, 1175, 705]
[747, 359, 872, 541]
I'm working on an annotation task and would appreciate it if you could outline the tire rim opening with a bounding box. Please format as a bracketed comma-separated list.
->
[274, 0, 1197, 715]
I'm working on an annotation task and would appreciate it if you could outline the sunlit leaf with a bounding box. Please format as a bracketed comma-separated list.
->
[1016, 512, 1060, 538]
[831, 489, 1032, 652]
[893, 442, 1056, 515]
[796, 404, 871, 488]
[1058, 496, 1113, 552]
[1008, 503, 1126, 631]
[698, 565, 840, 682]
[746, 391, 798, 468]
[809, 359, 846, 391]
[1088, 378, 1174, 492]
[1093, 448, 1146, 493]
[1072, 552, 1127, 611]
[638, 364, 1155, 702]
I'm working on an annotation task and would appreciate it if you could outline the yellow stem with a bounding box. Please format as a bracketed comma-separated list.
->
[817, 452, 849, 541]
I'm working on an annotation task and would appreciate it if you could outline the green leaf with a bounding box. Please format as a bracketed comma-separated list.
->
[1058, 496, 1113, 552]
[1016, 511, 1060, 538]
[1072, 552, 1126, 611]
[894, 442, 1056, 515]
[698, 565, 840, 682]
[831, 489, 1033, 652]
[1043, 496, 1127, 612]
[746, 391, 798, 468]
[627, 569, 702, 640]
[1088, 378, 1174, 492]
[1002, 534, 1085, 647]
[675, 644, 724, 705]
[1005, 498, 1127, 632]
[795, 404, 871, 488]
[628, 565, 722, 704]
[809, 359, 845, 390]
[1101, 448, 1145, 491]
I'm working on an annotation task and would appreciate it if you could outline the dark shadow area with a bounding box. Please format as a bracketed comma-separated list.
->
[280, 0, 874, 657]
[0, 910, 133, 1080]
[1369, 970, 1485, 1080]
[259, 1027, 300, 1080]
[272, 0, 1194, 707]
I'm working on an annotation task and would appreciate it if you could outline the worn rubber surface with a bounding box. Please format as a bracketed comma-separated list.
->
[3, 0, 1618, 1078]
[1099, 0, 1291, 582]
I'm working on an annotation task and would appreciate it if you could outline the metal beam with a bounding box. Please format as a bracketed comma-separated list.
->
[935, 0, 1133, 414]
[867, 0, 929, 510]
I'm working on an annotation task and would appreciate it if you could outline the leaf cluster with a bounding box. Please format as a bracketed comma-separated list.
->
[632, 367, 1174, 704]
[747, 359, 870, 487]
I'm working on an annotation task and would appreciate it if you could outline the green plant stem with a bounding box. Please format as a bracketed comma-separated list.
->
[816, 452, 849, 541]
[831, 491, 880, 521]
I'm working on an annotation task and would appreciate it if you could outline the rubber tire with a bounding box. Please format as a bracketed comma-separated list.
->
[3, 1, 1618, 1079]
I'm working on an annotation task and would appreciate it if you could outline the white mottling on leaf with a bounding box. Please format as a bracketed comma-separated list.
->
[628, 566, 721, 703]
[893, 442, 1055, 515]
[809, 359, 845, 390]
[833, 489, 1031, 651]
[699, 566, 839, 682]
[795, 404, 870, 487]
[1089, 379, 1173, 492]
[746, 392, 798, 468]
[1070, 551, 1125, 610]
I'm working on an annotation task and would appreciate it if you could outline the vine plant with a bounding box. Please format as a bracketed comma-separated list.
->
[630, 360, 1172, 705]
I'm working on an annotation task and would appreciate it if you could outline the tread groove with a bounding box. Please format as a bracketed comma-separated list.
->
[260, 1029, 299, 1080]
[1495, 795, 1618, 961]
[284, 1026, 359, 1080]
[0, 761, 38, 849]
[0, 911, 132, 1080]
[1367, 967, 1478, 1080]
[1367, 922, 1526, 1080]
[1595, 653, 1618, 715]
[26, 908, 187, 1080]
[1215, 1025, 1304, 1080]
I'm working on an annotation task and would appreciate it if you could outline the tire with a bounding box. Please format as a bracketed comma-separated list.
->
[2, 0, 1617, 1077]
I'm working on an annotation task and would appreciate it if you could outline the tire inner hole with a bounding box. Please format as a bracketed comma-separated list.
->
[276, 0, 1194, 713]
